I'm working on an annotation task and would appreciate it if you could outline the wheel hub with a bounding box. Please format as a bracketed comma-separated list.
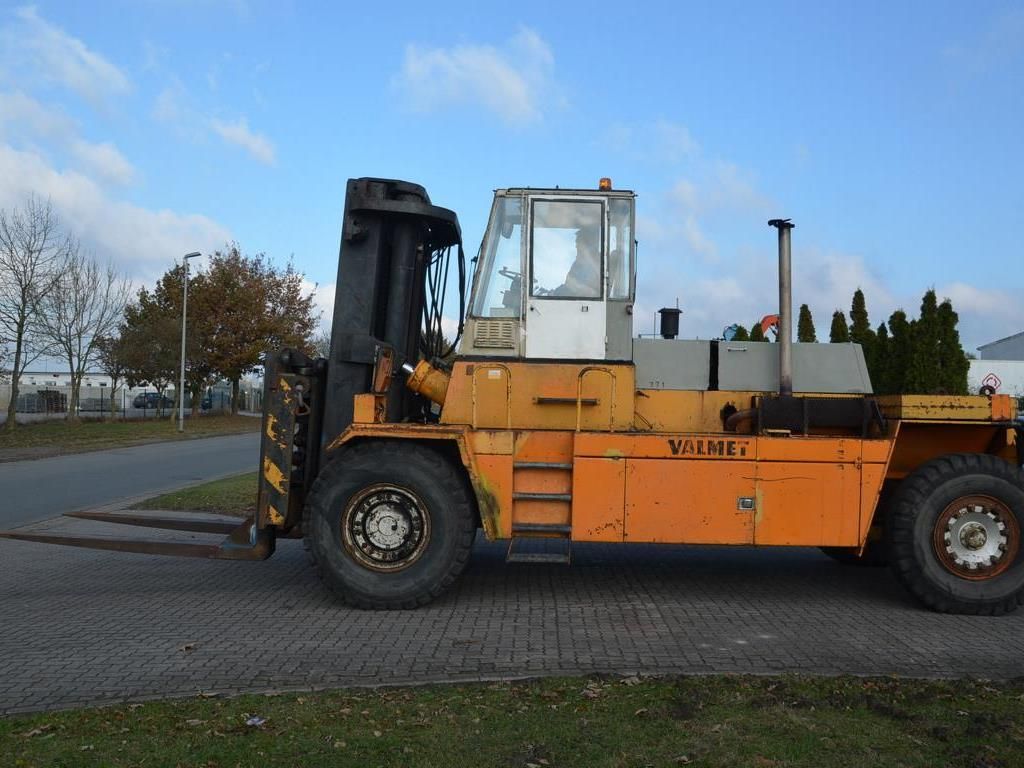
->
[934, 496, 1019, 580]
[342, 485, 430, 572]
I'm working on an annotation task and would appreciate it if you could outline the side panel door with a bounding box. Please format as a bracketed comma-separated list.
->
[624, 458, 756, 544]
[753, 437, 863, 546]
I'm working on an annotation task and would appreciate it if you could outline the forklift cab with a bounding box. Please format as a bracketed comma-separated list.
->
[461, 182, 636, 361]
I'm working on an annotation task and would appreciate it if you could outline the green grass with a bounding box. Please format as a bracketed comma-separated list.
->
[0, 415, 259, 460]
[2, 675, 1023, 767]
[130, 472, 258, 516]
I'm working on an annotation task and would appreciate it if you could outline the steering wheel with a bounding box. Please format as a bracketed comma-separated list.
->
[498, 266, 521, 280]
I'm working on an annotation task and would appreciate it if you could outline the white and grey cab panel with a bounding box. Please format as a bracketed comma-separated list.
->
[460, 186, 636, 361]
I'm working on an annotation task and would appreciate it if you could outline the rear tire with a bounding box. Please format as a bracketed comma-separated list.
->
[888, 453, 1024, 615]
[306, 440, 476, 609]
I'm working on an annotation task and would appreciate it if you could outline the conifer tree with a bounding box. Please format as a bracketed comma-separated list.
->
[849, 289, 876, 366]
[936, 299, 969, 395]
[749, 321, 766, 342]
[873, 322, 890, 393]
[849, 289, 874, 344]
[731, 325, 750, 341]
[797, 304, 817, 342]
[829, 311, 850, 343]
[886, 309, 913, 394]
[906, 289, 941, 393]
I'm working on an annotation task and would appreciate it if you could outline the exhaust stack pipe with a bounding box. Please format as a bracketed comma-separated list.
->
[768, 218, 794, 397]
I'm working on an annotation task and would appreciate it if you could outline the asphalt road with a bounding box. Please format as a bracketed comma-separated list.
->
[0, 432, 260, 528]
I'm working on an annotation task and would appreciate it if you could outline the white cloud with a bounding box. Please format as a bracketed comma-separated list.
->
[6, 6, 129, 106]
[0, 90, 74, 138]
[300, 279, 335, 332]
[598, 120, 699, 164]
[152, 83, 187, 125]
[0, 89, 136, 186]
[654, 120, 699, 161]
[0, 143, 230, 284]
[393, 27, 557, 124]
[69, 139, 135, 185]
[211, 117, 276, 165]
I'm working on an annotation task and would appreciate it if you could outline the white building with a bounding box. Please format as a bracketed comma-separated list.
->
[969, 331, 1024, 400]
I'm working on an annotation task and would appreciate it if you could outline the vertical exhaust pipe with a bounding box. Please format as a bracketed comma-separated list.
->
[768, 219, 794, 397]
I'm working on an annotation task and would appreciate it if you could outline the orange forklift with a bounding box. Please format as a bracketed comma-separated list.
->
[5, 177, 1021, 615]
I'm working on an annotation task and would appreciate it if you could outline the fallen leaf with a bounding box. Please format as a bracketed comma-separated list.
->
[675, 757, 692, 765]
[178, 643, 196, 653]
[185, 719, 206, 727]
[21, 725, 53, 738]
[635, 708, 649, 717]
[373, 730, 382, 737]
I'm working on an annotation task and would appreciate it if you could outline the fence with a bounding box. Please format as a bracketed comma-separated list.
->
[0, 382, 257, 423]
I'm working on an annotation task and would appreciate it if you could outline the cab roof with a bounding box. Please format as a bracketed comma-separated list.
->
[497, 187, 635, 198]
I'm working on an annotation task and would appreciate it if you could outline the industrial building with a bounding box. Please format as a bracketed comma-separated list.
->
[969, 331, 1024, 399]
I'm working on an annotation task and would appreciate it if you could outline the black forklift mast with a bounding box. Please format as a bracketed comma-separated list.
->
[323, 177, 462, 449]
[258, 178, 464, 534]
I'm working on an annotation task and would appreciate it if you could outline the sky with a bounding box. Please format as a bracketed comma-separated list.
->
[1, 0, 1023, 353]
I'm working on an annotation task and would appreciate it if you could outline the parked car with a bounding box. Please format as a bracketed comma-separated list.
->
[132, 392, 174, 409]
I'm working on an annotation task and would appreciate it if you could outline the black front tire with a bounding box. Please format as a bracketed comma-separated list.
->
[888, 453, 1024, 615]
[306, 440, 476, 609]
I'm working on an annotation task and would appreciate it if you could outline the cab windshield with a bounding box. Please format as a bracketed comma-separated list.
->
[471, 195, 523, 318]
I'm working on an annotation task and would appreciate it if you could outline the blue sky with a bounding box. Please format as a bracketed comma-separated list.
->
[1, 1, 1022, 350]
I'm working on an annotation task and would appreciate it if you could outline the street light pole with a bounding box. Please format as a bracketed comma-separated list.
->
[178, 252, 201, 433]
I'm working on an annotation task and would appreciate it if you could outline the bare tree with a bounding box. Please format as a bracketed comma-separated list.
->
[95, 333, 128, 420]
[311, 327, 331, 358]
[0, 196, 68, 431]
[40, 246, 132, 422]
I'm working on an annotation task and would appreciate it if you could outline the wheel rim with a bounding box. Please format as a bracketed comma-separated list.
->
[933, 495, 1020, 580]
[341, 484, 431, 572]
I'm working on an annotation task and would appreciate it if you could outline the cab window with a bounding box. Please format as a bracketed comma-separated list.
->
[530, 200, 603, 299]
[471, 196, 523, 318]
[608, 198, 633, 300]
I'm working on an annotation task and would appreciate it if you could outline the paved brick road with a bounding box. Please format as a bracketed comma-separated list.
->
[2, 516, 1023, 714]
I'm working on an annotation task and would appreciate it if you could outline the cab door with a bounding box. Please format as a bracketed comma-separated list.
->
[524, 197, 607, 360]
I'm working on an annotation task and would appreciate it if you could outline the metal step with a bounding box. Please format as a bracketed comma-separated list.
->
[506, 535, 572, 565]
[512, 522, 571, 535]
[513, 461, 573, 470]
[512, 492, 572, 502]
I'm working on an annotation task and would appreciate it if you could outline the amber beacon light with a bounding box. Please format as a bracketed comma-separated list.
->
[599, 177, 612, 190]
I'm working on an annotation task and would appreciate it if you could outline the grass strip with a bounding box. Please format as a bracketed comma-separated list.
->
[130, 472, 258, 516]
[0, 415, 259, 459]
[2, 675, 1023, 767]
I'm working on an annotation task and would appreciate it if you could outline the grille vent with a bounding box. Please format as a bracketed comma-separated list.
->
[473, 320, 515, 349]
